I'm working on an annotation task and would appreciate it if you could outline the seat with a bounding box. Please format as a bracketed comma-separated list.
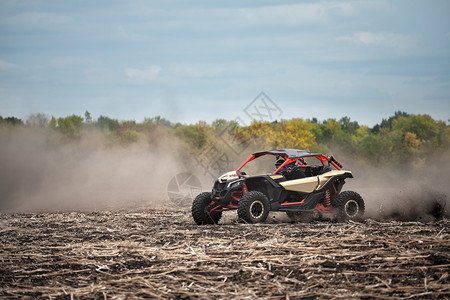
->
[283, 166, 306, 180]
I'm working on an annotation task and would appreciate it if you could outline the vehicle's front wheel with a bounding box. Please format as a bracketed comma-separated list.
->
[191, 192, 222, 225]
[238, 191, 270, 223]
[334, 191, 365, 221]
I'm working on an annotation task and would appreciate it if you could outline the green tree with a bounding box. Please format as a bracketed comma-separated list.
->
[358, 134, 393, 163]
[372, 111, 409, 133]
[212, 119, 239, 134]
[392, 114, 439, 141]
[151, 116, 172, 128]
[96, 115, 120, 131]
[55, 115, 84, 138]
[84, 111, 92, 123]
[49, 116, 57, 129]
[121, 129, 140, 144]
[174, 123, 209, 149]
[0, 116, 23, 126]
[339, 117, 359, 135]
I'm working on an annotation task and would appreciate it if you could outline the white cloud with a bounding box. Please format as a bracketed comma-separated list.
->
[337, 31, 418, 52]
[49, 57, 77, 68]
[124, 66, 162, 80]
[117, 25, 147, 42]
[49, 57, 101, 69]
[167, 64, 222, 78]
[239, 2, 357, 26]
[164, 61, 280, 79]
[236, 0, 395, 27]
[5, 12, 71, 28]
[0, 60, 14, 71]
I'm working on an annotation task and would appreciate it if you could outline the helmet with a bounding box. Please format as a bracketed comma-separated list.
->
[275, 158, 285, 168]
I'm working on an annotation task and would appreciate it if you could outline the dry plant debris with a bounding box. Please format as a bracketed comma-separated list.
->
[0, 210, 449, 299]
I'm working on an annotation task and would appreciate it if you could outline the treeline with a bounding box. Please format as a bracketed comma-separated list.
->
[1, 111, 449, 165]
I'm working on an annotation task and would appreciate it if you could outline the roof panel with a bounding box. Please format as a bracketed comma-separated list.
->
[252, 148, 322, 159]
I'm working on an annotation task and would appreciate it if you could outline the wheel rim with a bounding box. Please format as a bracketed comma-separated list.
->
[250, 200, 264, 219]
[344, 200, 359, 217]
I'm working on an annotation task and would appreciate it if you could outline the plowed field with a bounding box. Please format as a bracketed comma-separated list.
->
[1, 210, 449, 299]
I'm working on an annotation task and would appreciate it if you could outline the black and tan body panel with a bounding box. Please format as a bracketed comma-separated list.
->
[279, 170, 353, 193]
[268, 174, 284, 181]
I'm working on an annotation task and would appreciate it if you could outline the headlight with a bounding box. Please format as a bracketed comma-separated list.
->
[227, 180, 243, 188]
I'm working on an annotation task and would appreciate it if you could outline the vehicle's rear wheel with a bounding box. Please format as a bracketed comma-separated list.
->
[191, 192, 222, 225]
[238, 191, 270, 223]
[334, 191, 365, 221]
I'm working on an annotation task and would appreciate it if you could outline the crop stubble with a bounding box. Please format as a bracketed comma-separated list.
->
[0, 210, 449, 299]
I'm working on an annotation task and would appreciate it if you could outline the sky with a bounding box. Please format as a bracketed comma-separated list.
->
[0, 0, 449, 127]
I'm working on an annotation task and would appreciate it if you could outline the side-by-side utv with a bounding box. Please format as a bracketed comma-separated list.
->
[192, 149, 364, 224]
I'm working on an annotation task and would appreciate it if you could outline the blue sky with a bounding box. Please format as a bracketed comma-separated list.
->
[0, 0, 449, 126]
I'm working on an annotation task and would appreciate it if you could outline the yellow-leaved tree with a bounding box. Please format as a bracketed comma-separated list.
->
[274, 119, 317, 150]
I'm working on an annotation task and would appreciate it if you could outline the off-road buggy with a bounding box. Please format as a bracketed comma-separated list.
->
[192, 149, 365, 224]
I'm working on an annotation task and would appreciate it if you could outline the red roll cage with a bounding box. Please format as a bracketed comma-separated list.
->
[236, 152, 342, 175]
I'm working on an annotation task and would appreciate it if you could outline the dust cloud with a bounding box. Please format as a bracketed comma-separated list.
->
[0, 127, 191, 212]
[341, 150, 449, 221]
[1, 127, 448, 221]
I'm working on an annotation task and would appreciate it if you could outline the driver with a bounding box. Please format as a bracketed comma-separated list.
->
[275, 157, 297, 173]
[275, 157, 305, 179]
[275, 157, 287, 172]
